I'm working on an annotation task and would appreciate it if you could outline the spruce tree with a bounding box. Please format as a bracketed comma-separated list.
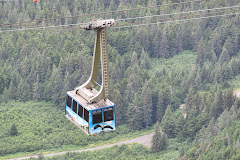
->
[140, 49, 151, 70]
[50, 65, 62, 104]
[161, 105, 176, 138]
[223, 88, 234, 110]
[112, 89, 124, 125]
[0, 76, 4, 94]
[211, 88, 224, 119]
[152, 121, 168, 152]
[10, 124, 18, 136]
[142, 87, 153, 128]
[131, 51, 138, 66]
[153, 30, 162, 58]
[175, 113, 186, 138]
[196, 38, 206, 66]
[152, 121, 161, 152]
[214, 65, 223, 83]
[127, 102, 143, 130]
[176, 27, 183, 53]
[160, 30, 170, 58]
[156, 91, 165, 122]
[224, 37, 236, 56]
[33, 74, 40, 101]
[185, 84, 195, 111]
[219, 48, 230, 65]
[212, 32, 222, 57]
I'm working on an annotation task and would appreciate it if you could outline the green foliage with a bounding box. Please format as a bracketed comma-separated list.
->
[161, 105, 176, 138]
[0, 0, 240, 159]
[152, 121, 168, 152]
[184, 119, 240, 160]
[9, 124, 18, 136]
[37, 152, 43, 160]
[31, 139, 189, 160]
[0, 101, 152, 157]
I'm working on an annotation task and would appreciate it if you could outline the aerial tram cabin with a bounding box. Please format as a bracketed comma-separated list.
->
[66, 91, 115, 135]
[65, 19, 115, 135]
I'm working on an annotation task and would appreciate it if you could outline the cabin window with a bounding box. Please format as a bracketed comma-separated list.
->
[92, 109, 103, 124]
[73, 100, 77, 113]
[67, 96, 72, 108]
[104, 107, 114, 122]
[78, 105, 83, 118]
[84, 108, 89, 122]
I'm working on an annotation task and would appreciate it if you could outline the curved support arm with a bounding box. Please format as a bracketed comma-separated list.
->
[75, 28, 109, 103]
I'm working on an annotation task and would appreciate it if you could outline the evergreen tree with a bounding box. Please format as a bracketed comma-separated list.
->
[185, 109, 199, 138]
[214, 65, 223, 83]
[160, 30, 170, 58]
[22, 80, 32, 102]
[212, 32, 223, 57]
[139, 49, 151, 70]
[2, 87, 9, 103]
[152, 121, 161, 153]
[33, 74, 40, 101]
[152, 121, 168, 152]
[185, 84, 195, 111]
[176, 27, 183, 53]
[131, 51, 138, 66]
[221, 63, 232, 81]
[219, 48, 230, 65]
[211, 88, 224, 119]
[8, 81, 17, 100]
[175, 113, 186, 138]
[161, 105, 176, 138]
[0, 76, 4, 94]
[196, 38, 206, 66]
[127, 102, 143, 130]
[194, 26, 203, 51]
[142, 87, 153, 128]
[112, 89, 124, 125]
[224, 37, 236, 56]
[229, 57, 240, 76]
[10, 124, 18, 136]
[50, 65, 63, 104]
[153, 30, 162, 57]
[156, 91, 165, 122]
[223, 88, 234, 110]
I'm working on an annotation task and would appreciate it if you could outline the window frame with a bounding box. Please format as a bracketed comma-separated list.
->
[78, 104, 83, 118]
[104, 107, 114, 122]
[84, 108, 89, 123]
[67, 96, 72, 108]
[72, 100, 77, 113]
[92, 109, 103, 125]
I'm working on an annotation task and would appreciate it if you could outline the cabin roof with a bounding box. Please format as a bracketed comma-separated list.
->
[67, 90, 114, 110]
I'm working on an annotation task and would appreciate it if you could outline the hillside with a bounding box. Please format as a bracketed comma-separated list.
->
[0, 101, 154, 159]
[0, 0, 240, 159]
[0, 51, 194, 158]
[184, 119, 240, 160]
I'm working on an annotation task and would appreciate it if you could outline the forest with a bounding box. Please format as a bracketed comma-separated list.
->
[0, 0, 240, 159]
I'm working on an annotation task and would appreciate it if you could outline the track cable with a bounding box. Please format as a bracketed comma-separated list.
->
[0, 0, 202, 27]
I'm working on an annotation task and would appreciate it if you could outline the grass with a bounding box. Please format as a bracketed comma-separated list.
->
[30, 138, 191, 160]
[150, 50, 196, 74]
[1, 128, 154, 160]
[0, 101, 154, 160]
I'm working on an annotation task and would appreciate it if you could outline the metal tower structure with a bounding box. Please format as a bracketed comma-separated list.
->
[75, 19, 115, 103]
